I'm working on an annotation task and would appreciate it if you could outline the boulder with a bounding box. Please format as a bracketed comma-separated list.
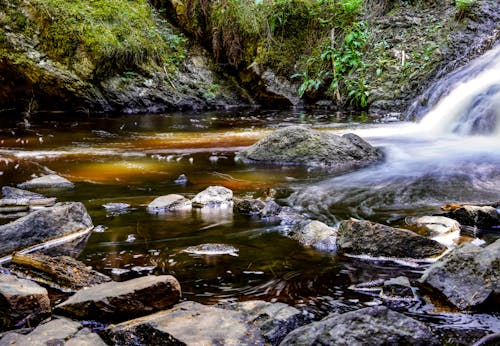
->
[2, 186, 45, 200]
[10, 253, 111, 292]
[147, 194, 192, 213]
[191, 186, 233, 209]
[0, 318, 107, 345]
[103, 301, 265, 345]
[55, 275, 181, 321]
[279, 306, 440, 346]
[0, 202, 93, 258]
[0, 274, 51, 331]
[261, 200, 282, 218]
[337, 219, 447, 259]
[381, 276, 415, 300]
[405, 215, 461, 247]
[419, 239, 500, 311]
[237, 126, 382, 172]
[443, 205, 499, 229]
[289, 220, 337, 251]
[236, 199, 266, 215]
[18, 174, 75, 189]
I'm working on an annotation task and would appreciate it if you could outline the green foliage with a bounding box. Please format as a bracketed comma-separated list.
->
[455, 0, 476, 20]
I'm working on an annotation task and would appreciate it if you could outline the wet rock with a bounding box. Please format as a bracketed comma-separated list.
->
[237, 126, 382, 172]
[279, 306, 440, 346]
[443, 205, 499, 229]
[277, 207, 307, 226]
[0, 274, 51, 331]
[0, 202, 93, 258]
[102, 203, 130, 214]
[18, 174, 75, 190]
[174, 174, 188, 184]
[406, 215, 460, 247]
[191, 186, 233, 209]
[290, 220, 337, 252]
[337, 219, 447, 259]
[0, 319, 107, 346]
[2, 186, 45, 200]
[147, 194, 192, 213]
[419, 239, 500, 311]
[261, 200, 282, 218]
[236, 199, 266, 215]
[381, 276, 415, 300]
[102, 300, 265, 345]
[10, 253, 111, 292]
[182, 243, 239, 256]
[221, 300, 310, 345]
[55, 275, 181, 321]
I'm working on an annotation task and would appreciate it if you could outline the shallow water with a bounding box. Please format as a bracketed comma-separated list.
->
[0, 109, 498, 336]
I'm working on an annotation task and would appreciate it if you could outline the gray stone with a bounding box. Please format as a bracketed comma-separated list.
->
[147, 194, 192, 213]
[290, 220, 337, 251]
[2, 186, 45, 200]
[102, 301, 265, 346]
[261, 200, 282, 218]
[0, 274, 51, 331]
[444, 205, 499, 229]
[0, 202, 93, 258]
[237, 126, 382, 172]
[65, 328, 108, 346]
[279, 306, 440, 346]
[236, 199, 266, 215]
[405, 215, 461, 247]
[419, 239, 500, 311]
[182, 243, 239, 256]
[55, 275, 181, 321]
[18, 174, 74, 189]
[337, 219, 447, 259]
[381, 276, 415, 300]
[191, 186, 233, 209]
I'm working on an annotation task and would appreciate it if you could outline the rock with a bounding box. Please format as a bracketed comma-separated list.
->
[279, 306, 440, 346]
[10, 253, 111, 292]
[337, 219, 447, 259]
[237, 126, 382, 172]
[236, 199, 266, 215]
[277, 207, 307, 226]
[381, 276, 415, 300]
[18, 174, 75, 190]
[147, 194, 192, 213]
[182, 243, 239, 256]
[174, 174, 188, 184]
[55, 275, 181, 321]
[406, 215, 461, 247]
[261, 200, 282, 218]
[191, 186, 233, 208]
[290, 220, 337, 251]
[419, 239, 500, 311]
[2, 186, 45, 200]
[0, 274, 51, 331]
[102, 203, 130, 213]
[443, 205, 499, 229]
[222, 300, 310, 345]
[102, 301, 265, 345]
[0, 202, 93, 258]
[0, 319, 107, 346]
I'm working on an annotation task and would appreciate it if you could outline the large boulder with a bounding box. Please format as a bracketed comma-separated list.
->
[55, 275, 181, 321]
[0, 274, 51, 331]
[443, 204, 499, 229]
[279, 306, 440, 346]
[0, 202, 93, 258]
[289, 220, 337, 252]
[419, 239, 500, 311]
[18, 174, 75, 189]
[102, 301, 265, 345]
[191, 186, 233, 208]
[337, 219, 447, 259]
[147, 194, 192, 214]
[237, 126, 382, 172]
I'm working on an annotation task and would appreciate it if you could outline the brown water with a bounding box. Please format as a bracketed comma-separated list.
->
[0, 109, 498, 337]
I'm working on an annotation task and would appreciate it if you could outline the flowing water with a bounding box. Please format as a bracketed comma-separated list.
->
[0, 47, 499, 339]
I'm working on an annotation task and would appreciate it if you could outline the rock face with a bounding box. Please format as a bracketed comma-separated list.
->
[191, 186, 233, 208]
[290, 220, 337, 252]
[18, 174, 75, 189]
[337, 219, 447, 259]
[0, 274, 51, 331]
[237, 127, 381, 172]
[103, 301, 265, 345]
[279, 306, 440, 346]
[55, 275, 181, 321]
[0, 202, 93, 258]
[10, 253, 111, 292]
[419, 239, 500, 311]
[147, 194, 192, 213]
[443, 205, 499, 229]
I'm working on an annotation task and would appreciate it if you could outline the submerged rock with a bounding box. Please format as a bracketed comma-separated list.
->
[10, 253, 111, 292]
[289, 220, 337, 252]
[18, 174, 75, 190]
[381, 276, 416, 300]
[191, 186, 233, 209]
[236, 198, 266, 215]
[102, 300, 265, 345]
[147, 194, 192, 213]
[279, 306, 439, 346]
[0, 274, 51, 331]
[237, 126, 382, 172]
[0, 202, 93, 258]
[443, 204, 499, 229]
[55, 275, 181, 321]
[182, 243, 239, 257]
[336, 219, 447, 259]
[406, 215, 461, 247]
[419, 238, 500, 311]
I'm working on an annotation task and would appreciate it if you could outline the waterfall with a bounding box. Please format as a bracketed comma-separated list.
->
[408, 44, 500, 136]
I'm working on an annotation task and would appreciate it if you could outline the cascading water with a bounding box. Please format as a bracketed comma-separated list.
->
[289, 45, 500, 224]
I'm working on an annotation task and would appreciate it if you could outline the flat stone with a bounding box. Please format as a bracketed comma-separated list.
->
[55, 275, 181, 321]
[18, 174, 75, 189]
[182, 243, 239, 256]
[147, 194, 192, 213]
[406, 215, 460, 247]
[191, 186, 233, 209]
[2, 186, 45, 200]
[290, 220, 337, 251]
[0, 274, 51, 331]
